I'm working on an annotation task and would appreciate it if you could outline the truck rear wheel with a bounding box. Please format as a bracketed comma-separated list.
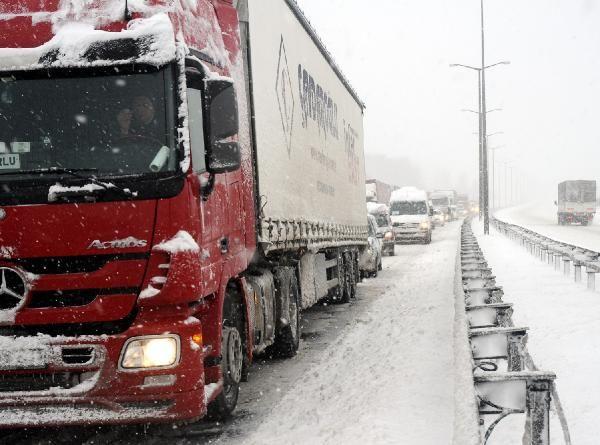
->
[271, 268, 300, 358]
[207, 291, 245, 420]
[340, 252, 357, 303]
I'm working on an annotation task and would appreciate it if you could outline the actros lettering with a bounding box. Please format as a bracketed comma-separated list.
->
[298, 64, 339, 139]
[88, 238, 148, 250]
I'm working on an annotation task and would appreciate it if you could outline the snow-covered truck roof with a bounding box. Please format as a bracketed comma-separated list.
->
[0, 1, 232, 71]
[390, 187, 427, 202]
[366, 202, 389, 215]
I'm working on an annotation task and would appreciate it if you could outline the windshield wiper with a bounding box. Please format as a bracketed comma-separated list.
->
[0, 167, 99, 177]
[0, 167, 136, 201]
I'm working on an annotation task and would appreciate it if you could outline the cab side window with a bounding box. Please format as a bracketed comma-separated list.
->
[186, 69, 206, 173]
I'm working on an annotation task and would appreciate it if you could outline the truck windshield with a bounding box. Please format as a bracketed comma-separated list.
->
[390, 201, 428, 215]
[0, 65, 177, 178]
[431, 197, 449, 206]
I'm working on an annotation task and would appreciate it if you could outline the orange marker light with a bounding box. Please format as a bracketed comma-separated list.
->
[192, 333, 203, 345]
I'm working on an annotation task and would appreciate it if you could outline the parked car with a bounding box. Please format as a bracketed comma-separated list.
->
[367, 202, 395, 256]
[359, 214, 383, 278]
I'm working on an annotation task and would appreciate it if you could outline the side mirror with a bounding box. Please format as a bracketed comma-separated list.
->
[205, 78, 239, 141]
[429, 208, 433, 216]
[207, 141, 241, 174]
[204, 78, 240, 174]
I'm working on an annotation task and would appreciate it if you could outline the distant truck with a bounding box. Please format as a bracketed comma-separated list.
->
[429, 190, 458, 221]
[365, 179, 393, 204]
[390, 187, 432, 244]
[556, 180, 597, 225]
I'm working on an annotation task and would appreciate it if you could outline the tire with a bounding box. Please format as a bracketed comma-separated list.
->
[272, 268, 300, 358]
[424, 233, 432, 244]
[388, 245, 395, 256]
[340, 252, 356, 303]
[207, 291, 245, 420]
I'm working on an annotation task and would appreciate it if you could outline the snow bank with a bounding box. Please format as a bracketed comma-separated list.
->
[390, 186, 427, 202]
[474, 221, 597, 444]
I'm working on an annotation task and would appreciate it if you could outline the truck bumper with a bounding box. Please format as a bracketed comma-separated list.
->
[0, 316, 210, 428]
[395, 230, 430, 243]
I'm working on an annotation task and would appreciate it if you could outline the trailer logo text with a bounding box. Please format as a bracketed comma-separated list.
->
[298, 64, 339, 140]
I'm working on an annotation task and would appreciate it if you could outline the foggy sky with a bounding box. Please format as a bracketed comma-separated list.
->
[295, 0, 600, 203]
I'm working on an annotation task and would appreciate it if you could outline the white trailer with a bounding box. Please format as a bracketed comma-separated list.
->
[237, 0, 367, 311]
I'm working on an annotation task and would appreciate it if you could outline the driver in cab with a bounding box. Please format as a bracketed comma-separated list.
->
[116, 95, 160, 139]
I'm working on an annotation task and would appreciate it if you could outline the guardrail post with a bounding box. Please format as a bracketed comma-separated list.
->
[525, 380, 553, 445]
[587, 269, 596, 290]
[574, 262, 582, 283]
[563, 258, 571, 276]
[554, 254, 561, 271]
[540, 248, 547, 263]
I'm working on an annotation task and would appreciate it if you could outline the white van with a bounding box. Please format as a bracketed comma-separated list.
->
[389, 187, 432, 244]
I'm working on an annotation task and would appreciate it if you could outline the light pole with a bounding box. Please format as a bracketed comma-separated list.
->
[488, 143, 506, 209]
[450, 0, 510, 234]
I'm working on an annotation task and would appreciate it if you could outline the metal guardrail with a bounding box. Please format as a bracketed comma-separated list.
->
[460, 219, 564, 445]
[492, 217, 600, 289]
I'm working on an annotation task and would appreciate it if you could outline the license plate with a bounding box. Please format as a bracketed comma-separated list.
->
[0, 153, 20, 170]
[0, 348, 49, 370]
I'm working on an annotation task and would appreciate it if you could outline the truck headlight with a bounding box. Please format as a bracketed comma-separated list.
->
[420, 221, 430, 230]
[384, 231, 394, 240]
[120, 335, 180, 369]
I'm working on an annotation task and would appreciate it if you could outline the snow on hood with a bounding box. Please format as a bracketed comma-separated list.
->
[0, 12, 176, 71]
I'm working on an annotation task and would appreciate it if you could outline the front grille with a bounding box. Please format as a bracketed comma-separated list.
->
[5, 253, 148, 275]
[29, 287, 139, 308]
[62, 347, 95, 365]
[394, 223, 419, 230]
[0, 310, 136, 337]
[0, 372, 77, 392]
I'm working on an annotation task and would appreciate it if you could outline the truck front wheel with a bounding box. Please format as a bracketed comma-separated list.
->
[207, 292, 245, 420]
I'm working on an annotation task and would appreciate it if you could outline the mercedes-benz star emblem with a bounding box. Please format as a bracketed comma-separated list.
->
[0, 267, 27, 311]
[0, 209, 6, 221]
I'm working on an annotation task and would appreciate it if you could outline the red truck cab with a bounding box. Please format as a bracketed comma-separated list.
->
[0, 0, 254, 426]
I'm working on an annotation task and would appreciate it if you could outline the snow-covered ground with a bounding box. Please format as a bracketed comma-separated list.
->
[474, 220, 600, 445]
[235, 222, 476, 445]
[495, 202, 600, 251]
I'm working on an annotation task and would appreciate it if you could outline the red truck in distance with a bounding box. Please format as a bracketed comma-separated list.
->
[0, 0, 367, 427]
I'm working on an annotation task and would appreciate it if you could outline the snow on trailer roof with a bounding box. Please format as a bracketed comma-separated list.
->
[390, 187, 428, 202]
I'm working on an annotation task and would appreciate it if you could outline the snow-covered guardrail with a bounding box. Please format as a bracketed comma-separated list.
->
[460, 220, 566, 445]
[492, 217, 600, 289]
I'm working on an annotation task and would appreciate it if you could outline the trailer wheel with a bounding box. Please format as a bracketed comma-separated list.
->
[271, 268, 300, 358]
[340, 252, 357, 303]
[207, 291, 245, 420]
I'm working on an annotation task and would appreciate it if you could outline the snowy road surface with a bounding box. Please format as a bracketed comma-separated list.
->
[475, 221, 600, 445]
[1, 222, 472, 445]
[495, 202, 600, 251]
